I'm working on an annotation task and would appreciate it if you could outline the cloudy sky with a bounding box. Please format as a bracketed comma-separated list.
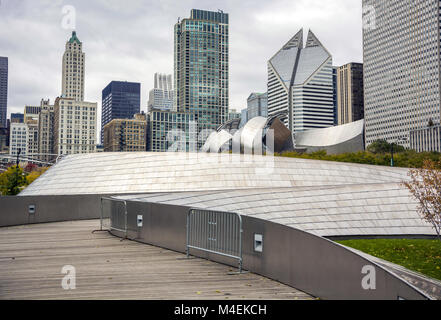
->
[0, 0, 363, 125]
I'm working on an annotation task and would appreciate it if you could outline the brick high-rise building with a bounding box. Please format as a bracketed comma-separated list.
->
[336, 63, 364, 125]
[103, 113, 147, 152]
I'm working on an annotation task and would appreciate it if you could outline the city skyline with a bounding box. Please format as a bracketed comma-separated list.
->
[0, 0, 363, 126]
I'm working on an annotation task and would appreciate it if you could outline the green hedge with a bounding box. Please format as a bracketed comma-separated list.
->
[278, 150, 441, 168]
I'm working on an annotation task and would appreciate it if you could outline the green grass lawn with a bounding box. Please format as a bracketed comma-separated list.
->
[336, 239, 441, 281]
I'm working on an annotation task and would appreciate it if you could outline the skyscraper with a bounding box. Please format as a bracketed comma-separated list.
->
[337, 63, 364, 125]
[174, 9, 229, 136]
[148, 73, 173, 111]
[9, 122, 27, 157]
[363, 0, 441, 149]
[0, 57, 7, 128]
[147, 110, 196, 152]
[62, 31, 85, 101]
[38, 99, 55, 162]
[267, 29, 334, 137]
[24, 105, 40, 159]
[54, 32, 97, 156]
[332, 67, 338, 125]
[101, 81, 141, 143]
[247, 93, 268, 120]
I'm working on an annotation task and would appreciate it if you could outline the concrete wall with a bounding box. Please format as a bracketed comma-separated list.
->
[118, 200, 428, 300]
[0, 195, 103, 227]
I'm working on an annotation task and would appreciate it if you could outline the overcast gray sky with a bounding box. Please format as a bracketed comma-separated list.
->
[0, 0, 363, 123]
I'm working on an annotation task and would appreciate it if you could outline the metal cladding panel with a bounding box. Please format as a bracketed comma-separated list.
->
[208, 130, 233, 153]
[21, 152, 412, 199]
[240, 117, 268, 151]
[295, 119, 365, 148]
[115, 183, 436, 238]
[200, 131, 218, 152]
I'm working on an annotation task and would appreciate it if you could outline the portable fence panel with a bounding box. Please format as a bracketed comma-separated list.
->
[110, 200, 127, 233]
[187, 209, 243, 272]
[100, 198, 112, 231]
[100, 197, 127, 237]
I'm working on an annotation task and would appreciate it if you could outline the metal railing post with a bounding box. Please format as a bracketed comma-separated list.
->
[124, 201, 128, 239]
[186, 210, 191, 258]
[100, 198, 104, 231]
[238, 214, 243, 274]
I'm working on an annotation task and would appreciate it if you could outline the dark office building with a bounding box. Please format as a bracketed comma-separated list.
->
[11, 113, 24, 123]
[101, 81, 141, 144]
[333, 67, 338, 125]
[0, 57, 8, 128]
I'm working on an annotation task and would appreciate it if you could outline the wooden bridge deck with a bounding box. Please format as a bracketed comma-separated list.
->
[0, 220, 313, 300]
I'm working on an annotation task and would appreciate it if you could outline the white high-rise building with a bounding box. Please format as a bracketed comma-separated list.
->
[62, 31, 85, 102]
[54, 32, 97, 156]
[9, 122, 27, 157]
[363, 0, 441, 149]
[267, 29, 334, 138]
[148, 73, 173, 111]
[24, 106, 39, 160]
[53, 97, 97, 155]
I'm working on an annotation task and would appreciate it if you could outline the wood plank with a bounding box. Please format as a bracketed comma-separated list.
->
[0, 220, 313, 300]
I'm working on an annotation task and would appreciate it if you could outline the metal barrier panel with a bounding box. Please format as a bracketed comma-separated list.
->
[187, 209, 243, 273]
[100, 197, 128, 238]
[100, 198, 112, 231]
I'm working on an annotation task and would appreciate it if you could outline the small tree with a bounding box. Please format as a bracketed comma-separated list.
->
[403, 159, 441, 240]
[367, 139, 406, 154]
[0, 166, 27, 196]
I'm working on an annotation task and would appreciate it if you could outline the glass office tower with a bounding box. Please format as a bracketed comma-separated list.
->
[268, 29, 334, 136]
[174, 9, 229, 140]
[247, 93, 268, 120]
[101, 81, 141, 144]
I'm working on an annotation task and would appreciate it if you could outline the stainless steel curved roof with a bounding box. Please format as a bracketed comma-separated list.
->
[21, 152, 410, 196]
[205, 130, 232, 153]
[240, 117, 268, 152]
[295, 119, 365, 147]
[200, 131, 218, 152]
[116, 183, 435, 238]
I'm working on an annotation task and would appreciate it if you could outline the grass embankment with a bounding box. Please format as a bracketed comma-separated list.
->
[337, 239, 441, 281]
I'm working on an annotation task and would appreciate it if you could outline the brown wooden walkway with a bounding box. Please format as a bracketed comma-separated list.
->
[0, 220, 313, 300]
